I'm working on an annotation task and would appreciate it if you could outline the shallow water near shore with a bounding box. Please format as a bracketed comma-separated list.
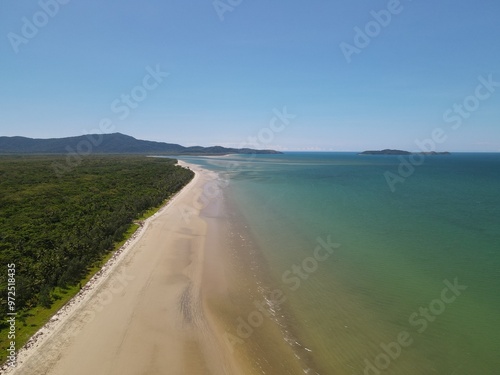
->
[179, 152, 500, 375]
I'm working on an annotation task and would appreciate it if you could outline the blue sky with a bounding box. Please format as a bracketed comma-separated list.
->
[1, 0, 499, 151]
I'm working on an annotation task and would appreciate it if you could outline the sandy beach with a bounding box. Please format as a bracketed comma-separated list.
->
[4, 161, 241, 375]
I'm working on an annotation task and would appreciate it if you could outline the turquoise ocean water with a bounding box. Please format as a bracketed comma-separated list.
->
[179, 153, 500, 375]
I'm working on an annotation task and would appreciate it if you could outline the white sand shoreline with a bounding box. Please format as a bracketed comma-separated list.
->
[1, 160, 226, 375]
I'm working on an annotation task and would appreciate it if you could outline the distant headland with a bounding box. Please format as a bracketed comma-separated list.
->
[359, 149, 450, 156]
[0, 133, 282, 155]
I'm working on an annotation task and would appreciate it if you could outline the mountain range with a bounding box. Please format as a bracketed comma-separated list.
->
[0, 133, 282, 155]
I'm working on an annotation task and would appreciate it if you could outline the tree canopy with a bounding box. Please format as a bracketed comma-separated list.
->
[0, 155, 194, 313]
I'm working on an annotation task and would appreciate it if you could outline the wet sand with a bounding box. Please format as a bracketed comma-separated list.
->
[5, 162, 242, 375]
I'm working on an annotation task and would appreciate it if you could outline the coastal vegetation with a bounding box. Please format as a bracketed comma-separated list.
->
[0, 155, 194, 361]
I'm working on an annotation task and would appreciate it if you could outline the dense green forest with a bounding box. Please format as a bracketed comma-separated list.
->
[0, 155, 193, 328]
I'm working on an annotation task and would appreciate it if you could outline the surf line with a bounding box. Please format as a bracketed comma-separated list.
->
[224, 235, 340, 350]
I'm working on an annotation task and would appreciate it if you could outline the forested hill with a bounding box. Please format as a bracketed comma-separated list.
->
[0, 133, 282, 155]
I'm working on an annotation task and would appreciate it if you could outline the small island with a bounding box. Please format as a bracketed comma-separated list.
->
[359, 149, 450, 156]
[359, 149, 411, 155]
[419, 151, 451, 155]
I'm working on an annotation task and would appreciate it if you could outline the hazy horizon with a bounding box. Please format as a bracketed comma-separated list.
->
[1, 132, 499, 153]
